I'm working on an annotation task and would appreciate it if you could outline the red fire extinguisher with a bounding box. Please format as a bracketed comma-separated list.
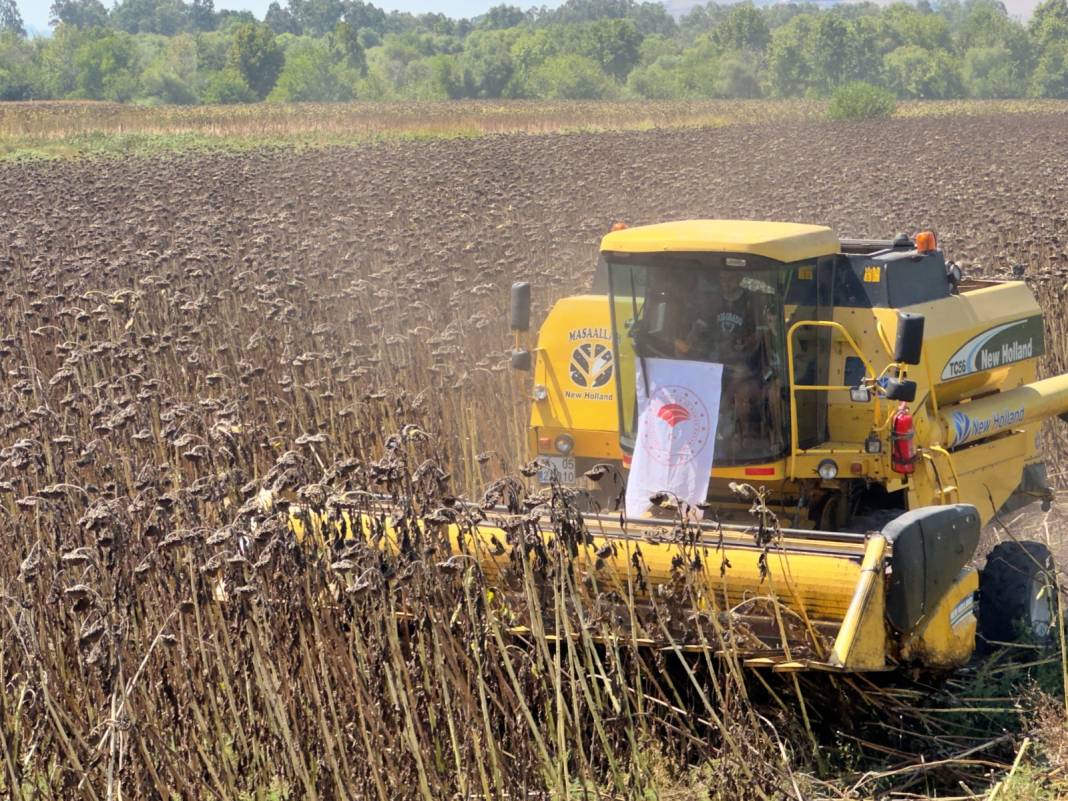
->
[890, 402, 916, 475]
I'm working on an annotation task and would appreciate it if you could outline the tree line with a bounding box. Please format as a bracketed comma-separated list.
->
[0, 0, 1066, 103]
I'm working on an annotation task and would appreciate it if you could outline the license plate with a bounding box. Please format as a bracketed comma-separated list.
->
[537, 456, 576, 484]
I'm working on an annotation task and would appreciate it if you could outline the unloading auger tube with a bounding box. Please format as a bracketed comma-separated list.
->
[934, 374, 1068, 449]
[289, 499, 984, 673]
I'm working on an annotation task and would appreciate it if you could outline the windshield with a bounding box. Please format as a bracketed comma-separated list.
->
[607, 253, 791, 466]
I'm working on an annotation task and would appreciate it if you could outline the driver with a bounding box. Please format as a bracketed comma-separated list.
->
[673, 271, 763, 437]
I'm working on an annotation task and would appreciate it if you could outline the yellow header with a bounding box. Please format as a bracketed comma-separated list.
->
[600, 220, 838, 263]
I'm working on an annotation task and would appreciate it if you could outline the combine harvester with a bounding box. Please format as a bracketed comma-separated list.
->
[300, 220, 1066, 673]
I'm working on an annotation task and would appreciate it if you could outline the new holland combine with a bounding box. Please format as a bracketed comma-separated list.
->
[298, 220, 1065, 673]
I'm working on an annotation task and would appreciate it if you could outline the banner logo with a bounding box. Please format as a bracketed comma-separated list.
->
[641, 385, 711, 468]
[569, 342, 614, 389]
[657, 403, 691, 427]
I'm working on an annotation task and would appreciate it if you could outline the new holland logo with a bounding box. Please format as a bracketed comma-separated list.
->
[570, 342, 614, 388]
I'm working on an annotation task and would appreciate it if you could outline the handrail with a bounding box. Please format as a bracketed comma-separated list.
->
[785, 320, 883, 479]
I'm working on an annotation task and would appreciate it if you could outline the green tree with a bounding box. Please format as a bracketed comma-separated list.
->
[679, 3, 731, 38]
[110, 0, 190, 35]
[342, 0, 386, 33]
[963, 45, 1025, 97]
[958, 0, 1031, 67]
[36, 22, 84, 95]
[201, 66, 256, 101]
[806, 15, 861, 94]
[525, 52, 616, 98]
[189, 0, 215, 32]
[510, 26, 558, 78]
[768, 13, 876, 97]
[0, 32, 40, 97]
[880, 2, 951, 50]
[579, 18, 642, 81]
[73, 29, 141, 99]
[265, 1, 301, 35]
[713, 2, 769, 52]
[716, 49, 762, 97]
[1031, 0, 1068, 46]
[883, 44, 963, 98]
[0, 0, 25, 35]
[49, 0, 108, 29]
[429, 53, 468, 97]
[479, 4, 525, 30]
[676, 34, 723, 95]
[268, 36, 354, 100]
[543, 0, 673, 35]
[141, 31, 198, 102]
[396, 52, 466, 98]
[630, 0, 676, 37]
[215, 9, 256, 28]
[767, 14, 810, 96]
[625, 53, 684, 98]
[195, 27, 230, 71]
[1031, 42, 1068, 98]
[229, 22, 284, 98]
[330, 20, 366, 74]
[288, 0, 344, 37]
[459, 27, 517, 97]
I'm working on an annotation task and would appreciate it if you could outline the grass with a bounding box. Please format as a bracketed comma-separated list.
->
[1, 98, 1066, 160]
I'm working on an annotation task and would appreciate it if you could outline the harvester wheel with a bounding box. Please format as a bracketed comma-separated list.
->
[979, 541, 1057, 646]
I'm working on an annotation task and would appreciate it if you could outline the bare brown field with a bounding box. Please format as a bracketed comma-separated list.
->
[2, 111, 1068, 799]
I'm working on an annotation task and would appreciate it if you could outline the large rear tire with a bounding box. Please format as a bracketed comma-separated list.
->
[979, 541, 1057, 646]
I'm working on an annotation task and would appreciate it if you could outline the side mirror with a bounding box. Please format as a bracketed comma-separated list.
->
[510, 349, 531, 371]
[510, 282, 531, 332]
[894, 313, 925, 365]
[885, 378, 917, 403]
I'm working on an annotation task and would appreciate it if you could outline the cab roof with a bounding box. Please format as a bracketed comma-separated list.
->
[600, 220, 838, 263]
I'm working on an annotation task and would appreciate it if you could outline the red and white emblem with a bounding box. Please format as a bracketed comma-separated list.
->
[640, 385, 712, 467]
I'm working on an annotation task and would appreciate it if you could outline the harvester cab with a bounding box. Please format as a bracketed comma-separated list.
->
[515, 220, 1054, 533]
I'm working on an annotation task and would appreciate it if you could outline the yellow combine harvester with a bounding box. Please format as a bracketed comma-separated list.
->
[299, 220, 1065, 673]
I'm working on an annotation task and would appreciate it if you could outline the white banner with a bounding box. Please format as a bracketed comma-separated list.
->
[625, 358, 723, 518]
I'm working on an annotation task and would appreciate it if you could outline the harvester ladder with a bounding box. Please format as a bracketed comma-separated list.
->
[925, 445, 961, 504]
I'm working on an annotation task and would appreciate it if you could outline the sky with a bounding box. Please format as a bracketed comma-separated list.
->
[15, 0, 1041, 38]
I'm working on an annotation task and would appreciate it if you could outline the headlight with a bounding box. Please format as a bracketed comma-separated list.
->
[817, 459, 838, 480]
[850, 387, 872, 403]
[554, 434, 575, 455]
[532, 384, 548, 401]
